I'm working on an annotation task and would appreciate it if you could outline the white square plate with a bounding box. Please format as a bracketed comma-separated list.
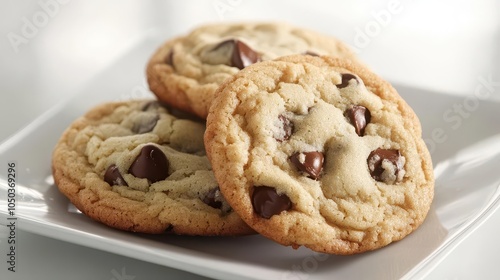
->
[1, 35, 500, 280]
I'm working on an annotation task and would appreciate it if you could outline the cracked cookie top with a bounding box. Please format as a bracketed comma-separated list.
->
[146, 22, 359, 119]
[204, 55, 434, 254]
[52, 100, 253, 235]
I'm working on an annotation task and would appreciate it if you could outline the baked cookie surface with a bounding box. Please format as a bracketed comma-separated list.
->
[147, 22, 359, 119]
[204, 55, 434, 254]
[52, 100, 253, 235]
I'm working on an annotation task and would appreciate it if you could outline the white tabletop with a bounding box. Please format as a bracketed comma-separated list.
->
[1, 1, 499, 279]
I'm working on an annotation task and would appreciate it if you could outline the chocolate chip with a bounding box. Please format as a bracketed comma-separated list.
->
[131, 114, 159, 134]
[346, 105, 371, 136]
[336, 73, 358, 89]
[367, 149, 405, 183]
[213, 39, 261, 69]
[304, 51, 320, 57]
[104, 164, 128, 186]
[129, 145, 169, 183]
[232, 40, 261, 69]
[275, 115, 293, 142]
[164, 105, 205, 123]
[290, 152, 324, 180]
[202, 188, 223, 209]
[164, 224, 174, 233]
[142, 101, 161, 112]
[165, 49, 174, 66]
[252, 187, 292, 219]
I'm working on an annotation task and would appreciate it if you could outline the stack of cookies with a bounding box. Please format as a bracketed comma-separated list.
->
[52, 22, 434, 255]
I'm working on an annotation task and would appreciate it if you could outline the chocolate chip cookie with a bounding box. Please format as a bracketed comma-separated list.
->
[204, 55, 434, 254]
[52, 100, 253, 235]
[146, 22, 359, 119]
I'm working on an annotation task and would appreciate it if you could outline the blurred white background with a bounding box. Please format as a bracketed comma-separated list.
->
[0, 1, 499, 279]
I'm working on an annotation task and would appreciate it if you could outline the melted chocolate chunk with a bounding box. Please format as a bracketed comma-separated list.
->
[252, 186, 292, 219]
[346, 105, 371, 136]
[336, 73, 358, 89]
[165, 49, 174, 66]
[367, 149, 404, 183]
[213, 39, 261, 69]
[203, 188, 223, 209]
[129, 145, 169, 183]
[290, 151, 324, 180]
[132, 115, 159, 134]
[275, 115, 293, 142]
[104, 164, 128, 186]
[232, 40, 261, 69]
